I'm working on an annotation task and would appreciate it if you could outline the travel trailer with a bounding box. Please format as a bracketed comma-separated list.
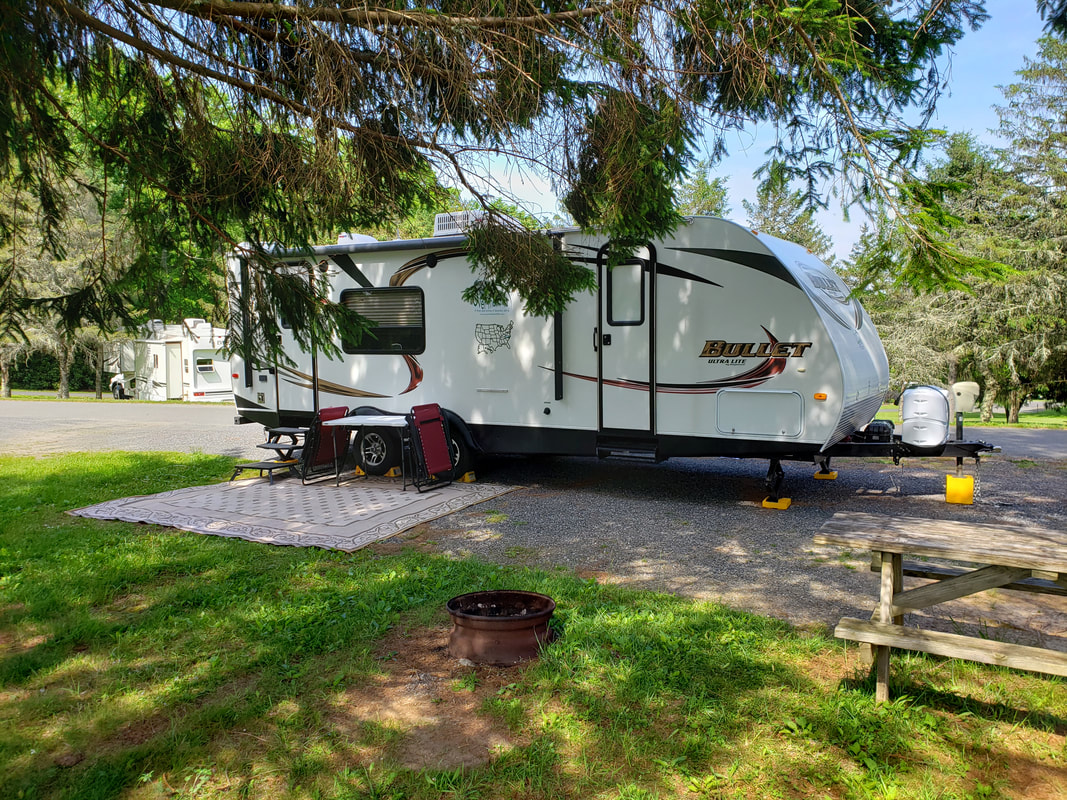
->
[109, 318, 233, 403]
[227, 215, 993, 497]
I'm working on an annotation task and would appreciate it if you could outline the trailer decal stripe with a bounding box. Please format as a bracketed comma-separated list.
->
[544, 326, 788, 393]
[330, 253, 373, 288]
[670, 247, 800, 288]
[389, 249, 469, 287]
[548, 368, 787, 394]
[400, 355, 423, 395]
[279, 366, 392, 398]
[570, 247, 719, 289]
[656, 262, 721, 287]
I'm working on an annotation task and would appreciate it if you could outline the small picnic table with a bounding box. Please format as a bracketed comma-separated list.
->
[815, 511, 1067, 702]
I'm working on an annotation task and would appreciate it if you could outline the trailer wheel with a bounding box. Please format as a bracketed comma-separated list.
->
[358, 428, 400, 476]
[112, 384, 125, 400]
[450, 434, 473, 477]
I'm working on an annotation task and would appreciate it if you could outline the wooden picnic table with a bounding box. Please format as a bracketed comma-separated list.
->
[815, 511, 1067, 702]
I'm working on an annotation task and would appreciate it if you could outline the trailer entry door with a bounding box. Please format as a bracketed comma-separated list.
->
[166, 343, 183, 400]
[597, 245, 655, 434]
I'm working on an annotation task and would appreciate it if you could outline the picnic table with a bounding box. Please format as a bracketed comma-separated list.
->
[815, 511, 1067, 702]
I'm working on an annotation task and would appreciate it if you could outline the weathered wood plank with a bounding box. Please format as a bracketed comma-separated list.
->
[815, 512, 1067, 573]
[868, 557, 1067, 597]
[834, 617, 1067, 677]
[875, 554, 901, 702]
[890, 565, 1030, 615]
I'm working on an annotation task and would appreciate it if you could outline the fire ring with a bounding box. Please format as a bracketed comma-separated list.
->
[446, 590, 556, 666]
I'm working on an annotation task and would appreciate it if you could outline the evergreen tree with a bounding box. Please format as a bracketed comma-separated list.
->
[677, 161, 730, 218]
[0, 0, 999, 361]
[742, 167, 835, 264]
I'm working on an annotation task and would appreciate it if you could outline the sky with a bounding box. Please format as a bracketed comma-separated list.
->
[496, 0, 1052, 262]
[807, 0, 1051, 259]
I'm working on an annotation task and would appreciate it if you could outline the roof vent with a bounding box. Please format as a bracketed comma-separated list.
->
[337, 232, 377, 245]
[433, 210, 523, 237]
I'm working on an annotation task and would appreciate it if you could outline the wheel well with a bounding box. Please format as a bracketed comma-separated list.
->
[441, 409, 479, 454]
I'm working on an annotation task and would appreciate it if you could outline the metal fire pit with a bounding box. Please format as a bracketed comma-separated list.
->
[446, 590, 556, 666]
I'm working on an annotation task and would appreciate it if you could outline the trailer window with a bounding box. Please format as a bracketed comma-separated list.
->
[340, 288, 425, 354]
[608, 260, 645, 326]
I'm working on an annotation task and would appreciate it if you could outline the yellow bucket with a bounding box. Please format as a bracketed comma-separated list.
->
[945, 474, 974, 505]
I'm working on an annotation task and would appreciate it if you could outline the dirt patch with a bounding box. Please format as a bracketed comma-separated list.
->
[968, 746, 1067, 800]
[1000, 750, 1067, 800]
[328, 625, 531, 771]
[799, 647, 868, 688]
[368, 525, 441, 555]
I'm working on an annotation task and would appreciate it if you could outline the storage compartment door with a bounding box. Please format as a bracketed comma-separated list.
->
[716, 390, 803, 438]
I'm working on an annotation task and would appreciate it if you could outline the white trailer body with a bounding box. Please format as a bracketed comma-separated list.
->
[228, 216, 891, 467]
[110, 319, 233, 402]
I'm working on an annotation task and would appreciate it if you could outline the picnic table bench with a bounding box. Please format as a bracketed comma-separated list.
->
[815, 511, 1067, 702]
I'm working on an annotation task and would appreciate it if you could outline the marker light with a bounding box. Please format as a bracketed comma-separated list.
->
[813, 392, 828, 401]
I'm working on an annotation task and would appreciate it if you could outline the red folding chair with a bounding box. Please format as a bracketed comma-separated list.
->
[404, 403, 455, 492]
[299, 406, 352, 484]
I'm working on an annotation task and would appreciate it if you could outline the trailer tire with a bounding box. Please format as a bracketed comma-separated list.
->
[450, 434, 473, 477]
[358, 428, 401, 476]
[112, 384, 125, 400]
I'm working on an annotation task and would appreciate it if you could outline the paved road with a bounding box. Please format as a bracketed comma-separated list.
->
[3, 397, 1066, 461]
[964, 426, 1067, 461]
[0, 399, 264, 458]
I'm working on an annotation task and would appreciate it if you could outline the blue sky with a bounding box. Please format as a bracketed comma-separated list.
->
[728, 0, 1050, 260]
[494, 2, 1052, 260]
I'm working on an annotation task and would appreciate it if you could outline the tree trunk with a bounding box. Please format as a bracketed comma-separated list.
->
[56, 342, 72, 399]
[978, 365, 998, 424]
[1, 360, 10, 398]
[1007, 388, 1024, 424]
[94, 341, 104, 399]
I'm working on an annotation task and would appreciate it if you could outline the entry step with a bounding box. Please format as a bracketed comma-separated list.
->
[595, 438, 661, 462]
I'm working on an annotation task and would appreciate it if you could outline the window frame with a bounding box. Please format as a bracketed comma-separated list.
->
[606, 258, 646, 327]
[340, 286, 426, 355]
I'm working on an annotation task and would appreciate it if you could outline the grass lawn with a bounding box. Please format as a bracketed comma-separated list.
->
[876, 404, 1067, 431]
[2, 454, 1065, 799]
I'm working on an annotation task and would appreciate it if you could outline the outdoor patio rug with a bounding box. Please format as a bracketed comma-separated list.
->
[69, 478, 516, 552]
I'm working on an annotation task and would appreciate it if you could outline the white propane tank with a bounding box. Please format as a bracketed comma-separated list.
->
[900, 385, 950, 452]
[951, 381, 981, 413]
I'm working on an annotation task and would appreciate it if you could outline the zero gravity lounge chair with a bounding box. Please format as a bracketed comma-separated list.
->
[298, 406, 352, 484]
[404, 403, 455, 492]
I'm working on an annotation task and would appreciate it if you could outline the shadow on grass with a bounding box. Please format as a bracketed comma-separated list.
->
[3, 453, 1063, 799]
[839, 669, 1067, 735]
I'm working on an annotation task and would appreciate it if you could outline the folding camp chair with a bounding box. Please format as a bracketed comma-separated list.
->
[404, 403, 455, 492]
[298, 406, 352, 484]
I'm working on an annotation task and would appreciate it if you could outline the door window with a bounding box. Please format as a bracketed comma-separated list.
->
[607, 260, 645, 326]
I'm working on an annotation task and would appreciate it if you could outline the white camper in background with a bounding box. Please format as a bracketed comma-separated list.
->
[108, 318, 233, 403]
[227, 216, 992, 497]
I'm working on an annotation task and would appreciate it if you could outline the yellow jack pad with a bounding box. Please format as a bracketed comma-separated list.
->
[458, 471, 477, 483]
[814, 471, 838, 480]
[945, 474, 974, 505]
[762, 497, 792, 510]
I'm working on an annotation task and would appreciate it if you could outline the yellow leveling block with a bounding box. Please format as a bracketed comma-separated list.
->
[385, 466, 402, 478]
[945, 474, 974, 505]
[762, 497, 792, 510]
[813, 471, 838, 480]
[457, 471, 477, 483]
